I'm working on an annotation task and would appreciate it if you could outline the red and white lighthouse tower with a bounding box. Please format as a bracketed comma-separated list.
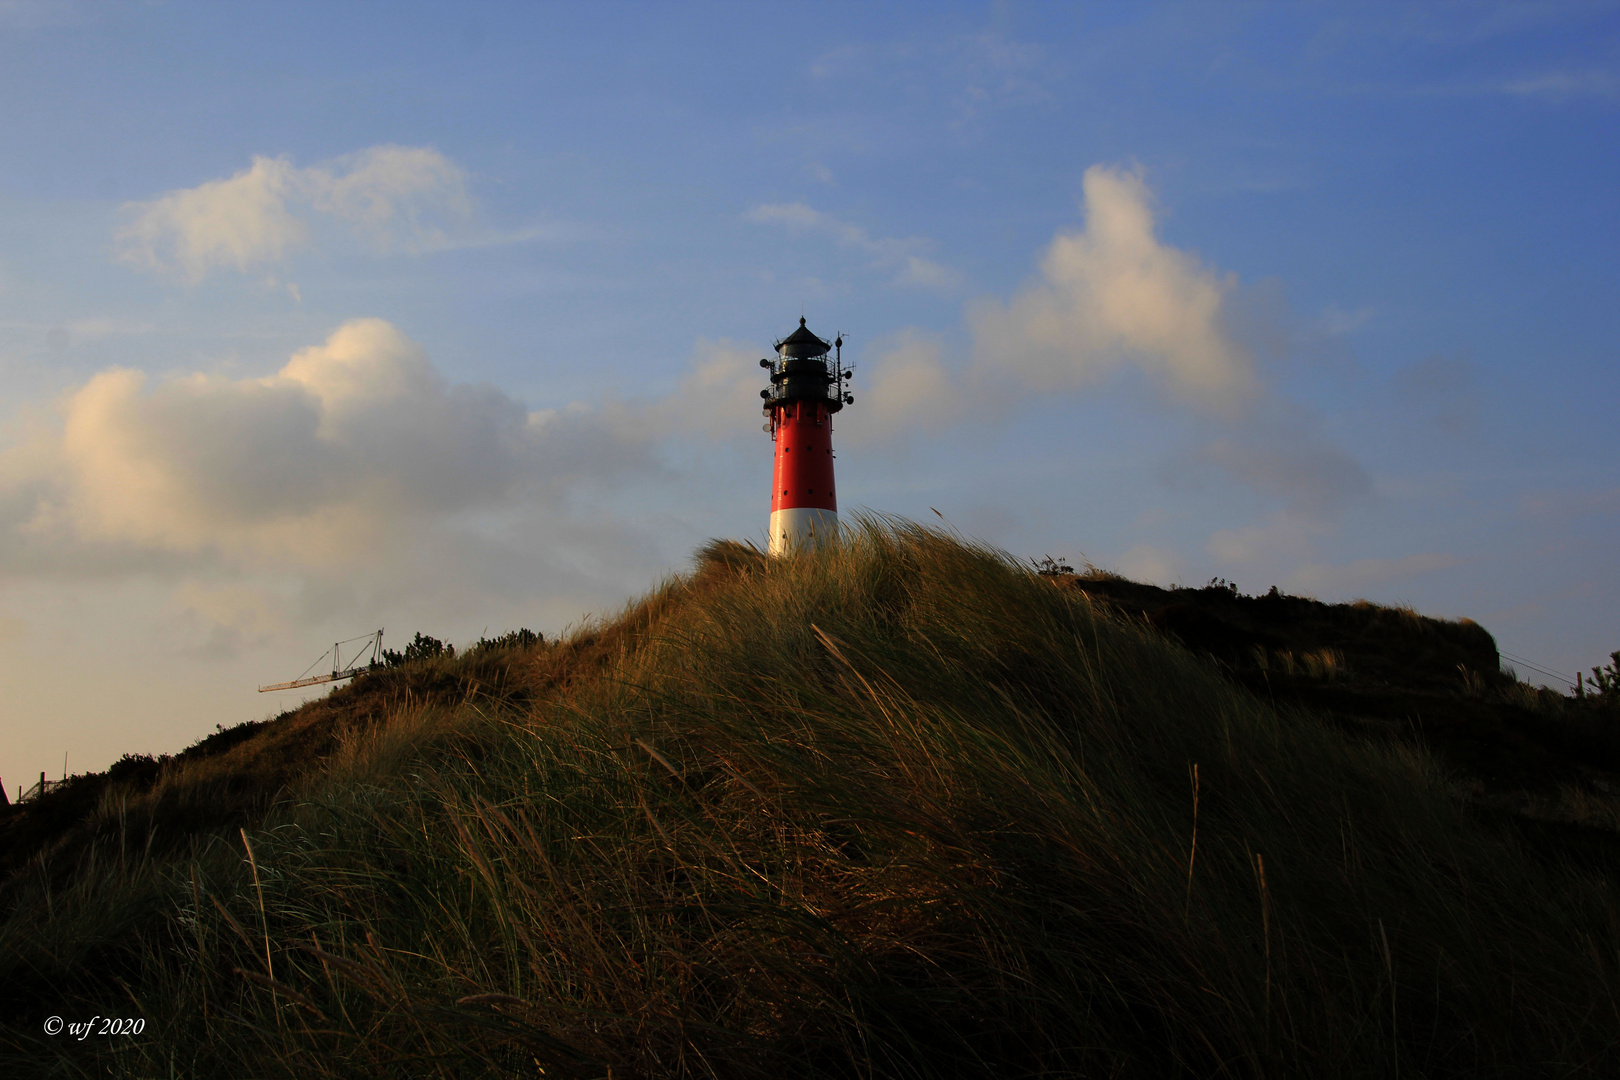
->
[760, 317, 853, 554]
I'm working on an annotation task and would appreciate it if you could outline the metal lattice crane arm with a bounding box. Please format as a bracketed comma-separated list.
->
[259, 630, 384, 692]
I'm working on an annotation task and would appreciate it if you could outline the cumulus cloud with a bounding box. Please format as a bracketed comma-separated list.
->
[650, 340, 779, 441]
[745, 202, 962, 290]
[0, 319, 651, 574]
[845, 332, 961, 439]
[969, 164, 1257, 413]
[832, 164, 1265, 433]
[115, 146, 472, 281]
[789, 164, 1371, 527]
[115, 156, 309, 280]
[306, 145, 471, 246]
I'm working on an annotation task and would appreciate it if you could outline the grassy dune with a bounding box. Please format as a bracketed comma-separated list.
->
[3, 521, 1618, 1077]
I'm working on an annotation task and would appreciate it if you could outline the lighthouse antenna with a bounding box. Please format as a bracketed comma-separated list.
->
[835, 331, 848, 398]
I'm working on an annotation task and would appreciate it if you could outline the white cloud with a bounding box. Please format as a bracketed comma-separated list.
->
[897, 256, 961, 289]
[753, 166, 1278, 442]
[844, 332, 961, 440]
[306, 145, 471, 249]
[969, 164, 1257, 414]
[647, 339, 776, 442]
[744, 202, 962, 290]
[116, 156, 310, 280]
[115, 146, 473, 282]
[0, 319, 651, 573]
[743, 165, 1368, 525]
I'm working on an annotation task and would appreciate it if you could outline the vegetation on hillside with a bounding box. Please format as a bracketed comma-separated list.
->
[2, 521, 1618, 1077]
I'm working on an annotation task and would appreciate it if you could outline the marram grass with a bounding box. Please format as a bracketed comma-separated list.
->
[4, 519, 1618, 1078]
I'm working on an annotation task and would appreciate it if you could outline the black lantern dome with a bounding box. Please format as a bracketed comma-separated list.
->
[775, 317, 830, 358]
[759, 317, 851, 414]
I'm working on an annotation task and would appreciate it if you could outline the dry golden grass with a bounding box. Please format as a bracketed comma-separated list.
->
[3, 520, 1618, 1078]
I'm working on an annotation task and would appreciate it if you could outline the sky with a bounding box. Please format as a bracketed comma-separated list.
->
[1, 0, 1617, 790]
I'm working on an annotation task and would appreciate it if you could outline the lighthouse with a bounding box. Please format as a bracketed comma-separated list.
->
[760, 317, 853, 555]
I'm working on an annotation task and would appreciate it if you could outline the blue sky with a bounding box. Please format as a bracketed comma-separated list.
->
[1, 1, 1617, 788]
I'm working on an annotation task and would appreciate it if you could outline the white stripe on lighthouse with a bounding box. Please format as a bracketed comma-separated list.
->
[768, 507, 839, 555]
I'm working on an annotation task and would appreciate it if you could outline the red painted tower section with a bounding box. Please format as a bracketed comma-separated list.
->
[760, 318, 852, 554]
[771, 397, 837, 521]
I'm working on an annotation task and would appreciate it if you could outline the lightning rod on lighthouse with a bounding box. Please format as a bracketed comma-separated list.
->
[760, 317, 853, 555]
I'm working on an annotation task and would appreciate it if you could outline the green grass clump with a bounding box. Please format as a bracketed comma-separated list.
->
[4, 519, 1619, 1077]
